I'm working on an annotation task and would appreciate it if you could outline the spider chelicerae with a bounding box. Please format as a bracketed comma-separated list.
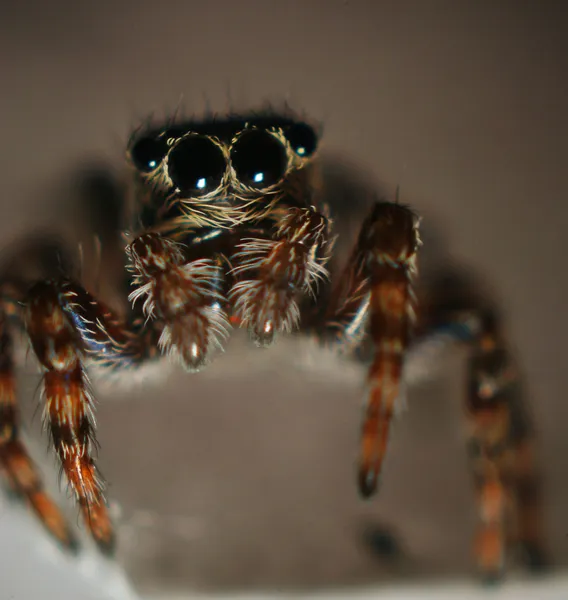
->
[0, 109, 547, 582]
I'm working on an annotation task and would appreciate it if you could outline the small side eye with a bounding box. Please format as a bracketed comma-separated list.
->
[284, 122, 318, 157]
[166, 135, 226, 195]
[230, 130, 288, 189]
[130, 137, 167, 173]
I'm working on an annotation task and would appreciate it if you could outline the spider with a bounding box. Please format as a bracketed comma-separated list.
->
[0, 109, 547, 583]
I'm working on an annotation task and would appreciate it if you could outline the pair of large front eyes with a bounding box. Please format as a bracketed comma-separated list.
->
[131, 126, 317, 196]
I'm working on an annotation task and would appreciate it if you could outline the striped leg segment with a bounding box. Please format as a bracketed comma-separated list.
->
[322, 202, 420, 497]
[127, 233, 230, 372]
[466, 313, 548, 580]
[0, 309, 78, 550]
[25, 282, 114, 553]
[355, 204, 419, 497]
[229, 207, 331, 346]
[467, 323, 512, 580]
[359, 267, 416, 497]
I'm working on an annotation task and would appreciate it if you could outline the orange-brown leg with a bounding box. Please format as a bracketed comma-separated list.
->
[229, 207, 331, 347]
[24, 281, 114, 553]
[357, 205, 419, 496]
[411, 266, 548, 580]
[0, 308, 78, 550]
[127, 233, 231, 372]
[467, 325, 517, 582]
[466, 313, 548, 581]
[320, 201, 420, 497]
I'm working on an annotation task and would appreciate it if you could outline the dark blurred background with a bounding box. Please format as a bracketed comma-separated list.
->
[1, 0, 567, 596]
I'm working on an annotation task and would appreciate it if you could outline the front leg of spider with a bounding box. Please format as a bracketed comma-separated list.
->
[355, 203, 420, 497]
[25, 282, 114, 552]
[229, 207, 330, 346]
[0, 307, 79, 551]
[126, 232, 231, 371]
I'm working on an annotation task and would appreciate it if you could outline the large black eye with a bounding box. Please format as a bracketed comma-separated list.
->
[130, 136, 168, 173]
[231, 130, 288, 188]
[285, 122, 318, 157]
[166, 136, 226, 195]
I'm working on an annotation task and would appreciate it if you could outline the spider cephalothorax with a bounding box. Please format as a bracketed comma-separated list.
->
[0, 109, 547, 583]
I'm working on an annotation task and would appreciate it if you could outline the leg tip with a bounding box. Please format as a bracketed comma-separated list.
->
[94, 532, 116, 557]
[64, 533, 82, 555]
[81, 502, 117, 557]
[358, 467, 379, 498]
[46, 523, 81, 555]
[250, 327, 276, 348]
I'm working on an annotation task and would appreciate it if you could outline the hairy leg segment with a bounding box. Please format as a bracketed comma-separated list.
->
[0, 305, 79, 550]
[416, 274, 549, 580]
[466, 312, 548, 580]
[321, 201, 420, 497]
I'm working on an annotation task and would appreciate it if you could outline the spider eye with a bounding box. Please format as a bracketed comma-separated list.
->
[230, 130, 288, 189]
[130, 137, 167, 173]
[285, 122, 318, 157]
[166, 135, 226, 195]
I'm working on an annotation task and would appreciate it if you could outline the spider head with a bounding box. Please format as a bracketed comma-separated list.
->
[128, 115, 319, 228]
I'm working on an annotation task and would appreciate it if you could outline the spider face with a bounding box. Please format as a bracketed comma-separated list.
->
[128, 116, 319, 227]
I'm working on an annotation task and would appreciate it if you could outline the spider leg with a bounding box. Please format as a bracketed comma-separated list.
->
[416, 274, 548, 580]
[466, 318, 516, 581]
[466, 314, 547, 580]
[321, 201, 420, 497]
[126, 232, 231, 371]
[23, 280, 135, 553]
[0, 304, 79, 551]
[228, 206, 331, 346]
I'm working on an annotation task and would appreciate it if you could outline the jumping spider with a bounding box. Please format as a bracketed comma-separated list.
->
[0, 110, 547, 582]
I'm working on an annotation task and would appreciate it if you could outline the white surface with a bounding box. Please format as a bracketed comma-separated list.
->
[0, 503, 139, 600]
